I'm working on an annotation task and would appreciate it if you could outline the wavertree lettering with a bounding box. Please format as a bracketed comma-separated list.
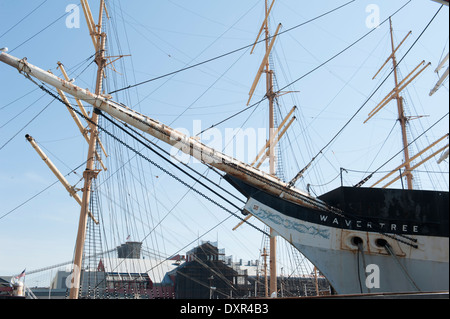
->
[319, 214, 419, 234]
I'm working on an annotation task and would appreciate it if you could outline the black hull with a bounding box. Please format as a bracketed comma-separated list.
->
[225, 174, 449, 238]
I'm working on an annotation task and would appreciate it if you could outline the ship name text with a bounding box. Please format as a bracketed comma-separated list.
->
[319, 214, 419, 233]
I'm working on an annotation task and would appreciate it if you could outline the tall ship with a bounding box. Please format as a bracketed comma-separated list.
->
[0, 0, 448, 297]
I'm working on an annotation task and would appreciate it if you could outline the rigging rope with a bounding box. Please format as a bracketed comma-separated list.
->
[96, 110, 269, 237]
[0, 98, 54, 151]
[12, 1, 441, 258]
[355, 113, 449, 187]
[0, 0, 48, 40]
[26, 77, 270, 237]
[107, 0, 357, 95]
[9, 3, 81, 54]
[118, 121, 246, 205]
[23, 74, 425, 249]
[291, 3, 443, 188]
[193, 0, 413, 137]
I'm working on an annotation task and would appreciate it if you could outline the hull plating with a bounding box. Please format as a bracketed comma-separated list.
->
[224, 174, 449, 294]
[246, 197, 449, 294]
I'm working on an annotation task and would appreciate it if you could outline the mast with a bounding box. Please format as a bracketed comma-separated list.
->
[248, 0, 279, 297]
[367, 18, 432, 190]
[388, 18, 414, 190]
[263, 0, 278, 297]
[0, 2, 333, 298]
[262, 248, 269, 298]
[1, 50, 325, 209]
[69, 0, 107, 299]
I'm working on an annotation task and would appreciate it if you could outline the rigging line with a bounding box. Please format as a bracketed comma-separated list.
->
[93, 213, 236, 293]
[133, 150, 167, 260]
[120, 0, 265, 116]
[356, 244, 364, 293]
[308, 172, 342, 188]
[276, 0, 412, 94]
[358, 112, 449, 185]
[224, 157, 420, 247]
[29, 79, 269, 237]
[69, 56, 97, 81]
[26, 94, 422, 249]
[292, 3, 441, 186]
[0, 160, 87, 222]
[114, 1, 146, 112]
[113, 0, 261, 106]
[196, 98, 264, 136]
[0, 180, 58, 222]
[0, 92, 47, 129]
[99, 111, 247, 215]
[0, 98, 54, 152]
[414, 169, 450, 174]
[348, 168, 449, 174]
[37, 139, 81, 173]
[362, 120, 398, 177]
[14, 248, 117, 277]
[9, 3, 81, 54]
[0, 0, 48, 39]
[96, 144, 216, 255]
[283, 28, 387, 136]
[169, 46, 252, 126]
[344, 168, 403, 174]
[129, 176, 205, 249]
[191, 254, 239, 293]
[143, 215, 234, 278]
[119, 121, 246, 205]
[64, 52, 97, 75]
[193, 1, 413, 138]
[0, 87, 40, 111]
[107, 0, 356, 95]
[167, 0, 257, 32]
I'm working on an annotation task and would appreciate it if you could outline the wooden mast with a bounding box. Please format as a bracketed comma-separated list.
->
[262, 248, 269, 298]
[368, 18, 432, 190]
[258, 0, 278, 297]
[245, 0, 280, 297]
[388, 18, 414, 190]
[69, 0, 107, 299]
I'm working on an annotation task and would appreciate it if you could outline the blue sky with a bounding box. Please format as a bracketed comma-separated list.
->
[0, 0, 448, 283]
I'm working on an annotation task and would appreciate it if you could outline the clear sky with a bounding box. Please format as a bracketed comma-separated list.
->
[0, 0, 448, 285]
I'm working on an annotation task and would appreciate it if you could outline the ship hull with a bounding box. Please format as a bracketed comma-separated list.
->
[225, 175, 449, 295]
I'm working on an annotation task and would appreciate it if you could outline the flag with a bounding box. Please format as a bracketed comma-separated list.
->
[16, 269, 26, 279]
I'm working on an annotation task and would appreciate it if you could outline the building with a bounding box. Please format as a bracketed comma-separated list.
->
[25, 240, 331, 299]
[171, 241, 252, 299]
[76, 241, 182, 299]
[222, 255, 331, 298]
[95, 256, 180, 298]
